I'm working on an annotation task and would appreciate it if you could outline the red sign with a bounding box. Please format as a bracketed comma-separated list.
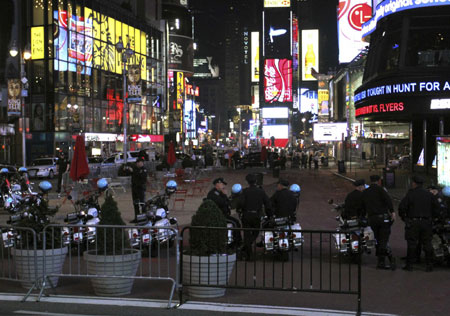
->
[130, 134, 164, 143]
[264, 59, 293, 103]
[348, 3, 372, 31]
[355, 102, 405, 117]
[338, 0, 350, 20]
[260, 138, 289, 148]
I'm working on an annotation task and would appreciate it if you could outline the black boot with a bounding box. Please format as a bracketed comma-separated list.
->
[388, 255, 396, 271]
[377, 256, 388, 269]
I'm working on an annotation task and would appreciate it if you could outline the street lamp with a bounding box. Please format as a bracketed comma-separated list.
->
[9, 41, 31, 166]
[301, 117, 306, 136]
[115, 36, 134, 164]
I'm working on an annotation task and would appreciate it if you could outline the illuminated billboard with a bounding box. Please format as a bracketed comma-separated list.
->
[318, 80, 329, 117]
[292, 16, 299, 71]
[301, 30, 319, 81]
[262, 107, 289, 118]
[263, 8, 291, 58]
[264, 59, 293, 103]
[264, 0, 291, 7]
[31, 27, 44, 60]
[338, 0, 372, 63]
[263, 125, 289, 139]
[300, 88, 318, 114]
[437, 137, 450, 186]
[193, 56, 220, 78]
[54, 8, 147, 78]
[313, 123, 347, 142]
[168, 35, 194, 73]
[251, 32, 260, 83]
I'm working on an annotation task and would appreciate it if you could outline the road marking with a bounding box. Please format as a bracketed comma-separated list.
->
[14, 311, 109, 316]
[0, 293, 397, 316]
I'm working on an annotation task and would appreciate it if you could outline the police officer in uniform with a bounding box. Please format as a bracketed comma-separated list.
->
[237, 173, 271, 259]
[207, 178, 242, 246]
[362, 175, 396, 270]
[269, 179, 297, 220]
[130, 157, 148, 222]
[399, 175, 439, 271]
[343, 179, 365, 220]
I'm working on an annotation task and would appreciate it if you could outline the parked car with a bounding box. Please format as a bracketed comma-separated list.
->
[387, 155, 410, 169]
[28, 157, 59, 179]
[88, 156, 103, 171]
[240, 152, 279, 168]
[101, 151, 141, 166]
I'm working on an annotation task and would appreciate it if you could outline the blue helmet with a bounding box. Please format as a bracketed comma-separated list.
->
[97, 178, 108, 190]
[442, 186, 450, 197]
[18, 167, 28, 173]
[231, 183, 242, 194]
[0, 168, 9, 174]
[166, 180, 177, 194]
[39, 181, 52, 193]
[289, 184, 301, 193]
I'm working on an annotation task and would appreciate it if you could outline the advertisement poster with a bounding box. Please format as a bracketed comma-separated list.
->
[301, 29, 319, 81]
[318, 80, 330, 116]
[264, 0, 291, 7]
[263, 8, 291, 58]
[168, 35, 194, 73]
[127, 64, 142, 103]
[7, 79, 21, 117]
[338, 0, 372, 63]
[31, 26, 45, 60]
[264, 59, 293, 103]
[300, 88, 318, 114]
[176, 72, 184, 110]
[251, 32, 260, 82]
[437, 137, 450, 186]
[292, 16, 299, 71]
[32, 104, 46, 131]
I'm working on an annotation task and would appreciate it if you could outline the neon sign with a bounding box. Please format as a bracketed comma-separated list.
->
[264, 59, 293, 103]
[355, 102, 404, 116]
[362, 0, 450, 38]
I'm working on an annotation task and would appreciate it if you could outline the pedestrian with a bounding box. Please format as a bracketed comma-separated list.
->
[361, 174, 396, 270]
[308, 152, 313, 169]
[399, 176, 439, 272]
[313, 154, 319, 169]
[56, 152, 69, 193]
[269, 179, 297, 221]
[130, 157, 148, 222]
[343, 179, 365, 220]
[236, 173, 271, 260]
[261, 146, 268, 168]
[301, 151, 308, 169]
[206, 177, 242, 246]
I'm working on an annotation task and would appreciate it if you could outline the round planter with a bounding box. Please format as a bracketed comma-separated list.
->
[84, 249, 141, 296]
[182, 253, 236, 298]
[13, 247, 68, 289]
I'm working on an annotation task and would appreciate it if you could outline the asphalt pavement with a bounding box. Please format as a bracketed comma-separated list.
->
[0, 163, 449, 316]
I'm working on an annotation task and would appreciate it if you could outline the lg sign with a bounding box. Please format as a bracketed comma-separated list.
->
[348, 3, 371, 31]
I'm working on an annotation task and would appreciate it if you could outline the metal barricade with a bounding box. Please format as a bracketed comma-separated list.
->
[179, 226, 362, 315]
[0, 225, 39, 301]
[40, 224, 179, 308]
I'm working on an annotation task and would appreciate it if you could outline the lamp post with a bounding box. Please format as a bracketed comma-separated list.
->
[115, 37, 134, 164]
[9, 42, 31, 167]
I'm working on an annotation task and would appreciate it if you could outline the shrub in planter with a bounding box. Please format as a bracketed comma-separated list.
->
[183, 199, 236, 298]
[84, 193, 141, 296]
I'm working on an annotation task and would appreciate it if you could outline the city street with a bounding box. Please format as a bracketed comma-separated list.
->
[1, 165, 449, 316]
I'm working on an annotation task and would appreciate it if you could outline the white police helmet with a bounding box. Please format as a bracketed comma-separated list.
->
[0, 168, 9, 174]
[166, 180, 177, 194]
[18, 167, 28, 173]
[231, 183, 242, 194]
[289, 184, 301, 193]
[442, 186, 450, 197]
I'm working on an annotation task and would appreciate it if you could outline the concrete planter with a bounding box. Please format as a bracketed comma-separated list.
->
[84, 249, 141, 296]
[182, 253, 236, 298]
[13, 247, 68, 289]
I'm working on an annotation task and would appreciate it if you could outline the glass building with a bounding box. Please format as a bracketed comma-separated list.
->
[21, 0, 165, 161]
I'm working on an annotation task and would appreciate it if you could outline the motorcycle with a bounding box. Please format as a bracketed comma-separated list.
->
[329, 200, 375, 256]
[62, 179, 107, 250]
[128, 180, 178, 257]
[431, 216, 450, 265]
[1, 167, 37, 214]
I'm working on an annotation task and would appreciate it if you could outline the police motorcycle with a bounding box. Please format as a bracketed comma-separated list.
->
[260, 184, 304, 260]
[61, 178, 107, 250]
[430, 186, 450, 265]
[2, 181, 54, 248]
[1, 167, 38, 213]
[329, 199, 375, 257]
[128, 180, 178, 257]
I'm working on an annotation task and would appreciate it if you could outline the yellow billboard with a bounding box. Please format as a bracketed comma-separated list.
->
[264, 0, 290, 7]
[251, 32, 259, 83]
[301, 29, 319, 81]
[31, 26, 45, 59]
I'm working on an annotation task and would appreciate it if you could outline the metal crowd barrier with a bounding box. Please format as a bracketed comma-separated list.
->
[179, 226, 362, 315]
[0, 225, 39, 301]
[37, 224, 179, 308]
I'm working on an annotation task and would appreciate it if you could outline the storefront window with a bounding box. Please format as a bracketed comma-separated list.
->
[55, 94, 68, 132]
[93, 100, 102, 131]
[85, 99, 93, 132]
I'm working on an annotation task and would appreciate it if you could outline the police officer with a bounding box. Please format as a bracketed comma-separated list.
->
[399, 175, 439, 272]
[343, 179, 365, 220]
[207, 178, 242, 246]
[130, 157, 148, 222]
[237, 173, 271, 259]
[362, 175, 396, 270]
[269, 179, 297, 220]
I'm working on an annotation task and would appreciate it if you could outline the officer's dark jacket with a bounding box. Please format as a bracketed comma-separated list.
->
[344, 189, 364, 219]
[361, 184, 393, 216]
[131, 164, 147, 192]
[237, 184, 271, 216]
[398, 186, 439, 219]
[269, 188, 296, 218]
[207, 188, 230, 216]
